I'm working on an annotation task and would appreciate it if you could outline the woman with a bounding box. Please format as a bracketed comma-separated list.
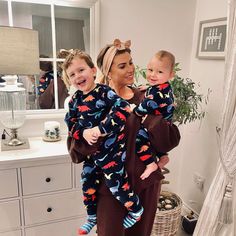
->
[66, 40, 180, 236]
[94, 39, 180, 236]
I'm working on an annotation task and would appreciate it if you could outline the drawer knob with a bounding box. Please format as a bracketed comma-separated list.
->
[47, 207, 52, 212]
[45, 177, 51, 182]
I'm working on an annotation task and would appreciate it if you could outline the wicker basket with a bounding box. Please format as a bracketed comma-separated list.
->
[151, 191, 182, 236]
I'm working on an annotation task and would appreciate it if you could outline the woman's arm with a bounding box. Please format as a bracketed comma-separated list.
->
[142, 114, 181, 153]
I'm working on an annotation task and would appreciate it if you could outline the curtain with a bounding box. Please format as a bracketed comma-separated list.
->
[193, 0, 236, 235]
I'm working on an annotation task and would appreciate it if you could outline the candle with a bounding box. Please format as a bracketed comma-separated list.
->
[43, 121, 61, 142]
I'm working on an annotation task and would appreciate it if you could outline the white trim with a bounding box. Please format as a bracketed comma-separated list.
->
[50, 3, 59, 109]
[25, 109, 66, 120]
[4, 0, 98, 8]
[7, 0, 13, 26]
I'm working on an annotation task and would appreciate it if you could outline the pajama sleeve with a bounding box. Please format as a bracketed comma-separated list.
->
[98, 89, 131, 135]
[133, 86, 170, 116]
[64, 97, 85, 140]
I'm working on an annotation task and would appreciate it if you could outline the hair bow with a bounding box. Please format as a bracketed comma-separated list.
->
[113, 39, 131, 49]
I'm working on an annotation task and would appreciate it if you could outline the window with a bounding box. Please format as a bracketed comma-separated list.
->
[0, 0, 99, 111]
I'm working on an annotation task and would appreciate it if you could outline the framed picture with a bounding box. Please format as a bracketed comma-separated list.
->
[196, 17, 227, 59]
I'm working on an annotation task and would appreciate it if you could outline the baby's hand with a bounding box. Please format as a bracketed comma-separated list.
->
[129, 103, 136, 111]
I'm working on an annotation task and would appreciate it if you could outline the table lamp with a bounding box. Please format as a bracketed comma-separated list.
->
[0, 26, 39, 149]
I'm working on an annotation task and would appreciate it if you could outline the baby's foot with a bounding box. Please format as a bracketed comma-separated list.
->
[123, 207, 144, 229]
[140, 162, 158, 180]
[78, 215, 97, 235]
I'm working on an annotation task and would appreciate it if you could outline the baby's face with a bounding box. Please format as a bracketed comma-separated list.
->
[146, 56, 174, 86]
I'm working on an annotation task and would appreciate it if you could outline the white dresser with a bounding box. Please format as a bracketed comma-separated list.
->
[0, 136, 96, 236]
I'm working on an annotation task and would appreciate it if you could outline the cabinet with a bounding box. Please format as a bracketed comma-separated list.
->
[0, 136, 96, 236]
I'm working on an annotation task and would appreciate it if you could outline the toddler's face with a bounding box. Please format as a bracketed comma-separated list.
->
[146, 56, 174, 86]
[66, 57, 96, 94]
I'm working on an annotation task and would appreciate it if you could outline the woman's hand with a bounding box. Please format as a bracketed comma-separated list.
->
[138, 85, 148, 91]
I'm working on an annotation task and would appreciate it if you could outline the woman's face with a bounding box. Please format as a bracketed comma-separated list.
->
[108, 52, 135, 87]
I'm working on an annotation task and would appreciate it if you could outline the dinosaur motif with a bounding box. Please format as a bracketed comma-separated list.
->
[138, 145, 149, 153]
[104, 136, 117, 148]
[83, 95, 95, 102]
[158, 83, 169, 90]
[109, 180, 120, 194]
[104, 173, 113, 180]
[115, 111, 127, 121]
[103, 161, 118, 169]
[78, 105, 90, 112]
[117, 133, 125, 141]
[122, 182, 130, 191]
[140, 154, 152, 161]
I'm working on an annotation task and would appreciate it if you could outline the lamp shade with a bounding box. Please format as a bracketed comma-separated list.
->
[0, 26, 39, 75]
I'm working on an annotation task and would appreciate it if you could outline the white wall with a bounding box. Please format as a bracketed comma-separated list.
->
[177, 0, 227, 213]
[99, 0, 196, 76]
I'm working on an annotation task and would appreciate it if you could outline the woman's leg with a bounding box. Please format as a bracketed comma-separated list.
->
[125, 181, 161, 236]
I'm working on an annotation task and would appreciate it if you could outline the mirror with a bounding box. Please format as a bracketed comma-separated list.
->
[0, 0, 98, 111]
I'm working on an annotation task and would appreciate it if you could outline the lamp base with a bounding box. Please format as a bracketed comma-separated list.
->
[1, 138, 30, 151]
[7, 137, 25, 146]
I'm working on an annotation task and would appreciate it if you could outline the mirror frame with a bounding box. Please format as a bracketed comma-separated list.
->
[2, 0, 100, 118]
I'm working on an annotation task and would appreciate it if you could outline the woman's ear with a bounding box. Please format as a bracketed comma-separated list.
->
[92, 67, 97, 76]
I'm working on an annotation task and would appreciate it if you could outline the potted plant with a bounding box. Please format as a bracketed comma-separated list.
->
[134, 63, 211, 125]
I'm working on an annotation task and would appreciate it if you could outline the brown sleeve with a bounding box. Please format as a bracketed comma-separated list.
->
[67, 136, 104, 164]
[143, 114, 181, 153]
[38, 80, 55, 109]
[38, 78, 68, 109]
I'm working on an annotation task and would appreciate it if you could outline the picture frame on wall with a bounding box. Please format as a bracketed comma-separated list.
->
[196, 17, 227, 60]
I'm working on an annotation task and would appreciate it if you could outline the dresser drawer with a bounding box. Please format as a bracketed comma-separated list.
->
[21, 163, 72, 195]
[25, 218, 81, 236]
[0, 169, 18, 199]
[23, 191, 85, 225]
[25, 218, 96, 236]
[0, 200, 21, 231]
[74, 164, 83, 189]
[0, 230, 21, 236]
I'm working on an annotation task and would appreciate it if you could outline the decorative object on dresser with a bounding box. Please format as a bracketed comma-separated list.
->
[0, 75, 28, 148]
[0, 26, 39, 150]
[43, 121, 61, 142]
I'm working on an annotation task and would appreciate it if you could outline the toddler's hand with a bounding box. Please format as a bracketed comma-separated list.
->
[90, 126, 102, 138]
[83, 128, 98, 145]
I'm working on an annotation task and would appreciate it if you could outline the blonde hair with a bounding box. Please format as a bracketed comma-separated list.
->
[155, 50, 175, 71]
[62, 49, 95, 89]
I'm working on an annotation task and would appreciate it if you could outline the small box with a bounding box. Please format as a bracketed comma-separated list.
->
[181, 215, 198, 234]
